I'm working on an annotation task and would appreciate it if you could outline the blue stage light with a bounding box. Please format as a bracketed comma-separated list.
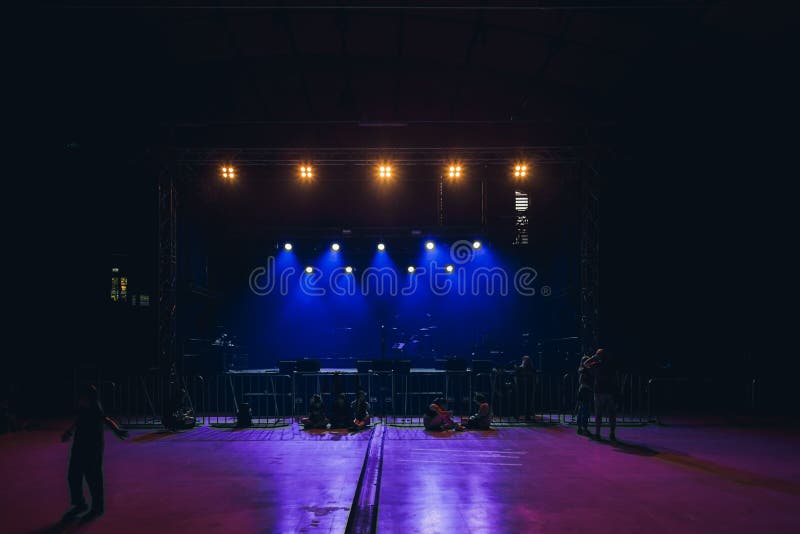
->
[445, 264, 455, 273]
[377, 243, 386, 251]
[407, 266, 416, 274]
[472, 241, 481, 249]
[331, 242, 341, 252]
[425, 241, 435, 251]
[284, 242, 293, 251]
[304, 266, 314, 274]
[345, 266, 353, 274]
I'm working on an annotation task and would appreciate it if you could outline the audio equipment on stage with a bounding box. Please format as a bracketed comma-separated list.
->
[295, 359, 321, 373]
[444, 358, 468, 372]
[278, 361, 297, 374]
[470, 360, 494, 373]
[393, 360, 411, 374]
[371, 359, 394, 372]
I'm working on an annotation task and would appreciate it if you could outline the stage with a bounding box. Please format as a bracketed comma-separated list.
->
[2, 421, 799, 533]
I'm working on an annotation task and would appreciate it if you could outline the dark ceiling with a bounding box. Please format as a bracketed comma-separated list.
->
[39, 1, 792, 152]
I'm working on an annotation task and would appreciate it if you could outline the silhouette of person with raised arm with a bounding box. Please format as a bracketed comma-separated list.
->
[61, 384, 128, 523]
[585, 349, 619, 441]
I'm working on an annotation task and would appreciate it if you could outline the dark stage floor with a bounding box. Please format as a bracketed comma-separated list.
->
[1, 422, 799, 533]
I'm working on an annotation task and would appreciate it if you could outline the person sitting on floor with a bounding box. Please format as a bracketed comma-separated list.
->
[329, 392, 351, 429]
[423, 397, 463, 431]
[351, 389, 370, 430]
[301, 394, 329, 429]
[462, 392, 491, 430]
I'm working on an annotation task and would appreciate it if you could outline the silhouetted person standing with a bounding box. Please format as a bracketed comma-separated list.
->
[587, 349, 618, 441]
[61, 385, 127, 522]
[515, 355, 535, 421]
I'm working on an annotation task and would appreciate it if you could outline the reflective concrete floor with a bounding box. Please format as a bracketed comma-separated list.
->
[379, 425, 800, 533]
[1, 422, 799, 533]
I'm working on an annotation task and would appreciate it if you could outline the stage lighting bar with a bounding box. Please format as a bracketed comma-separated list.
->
[278, 240, 489, 267]
[299, 164, 313, 181]
[378, 164, 393, 180]
[220, 165, 236, 181]
[447, 164, 462, 180]
[514, 163, 528, 179]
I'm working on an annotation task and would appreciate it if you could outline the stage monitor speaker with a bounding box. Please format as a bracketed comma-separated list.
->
[444, 358, 468, 372]
[393, 360, 411, 374]
[372, 359, 393, 373]
[278, 360, 297, 374]
[296, 359, 321, 373]
[356, 360, 372, 373]
[470, 360, 494, 374]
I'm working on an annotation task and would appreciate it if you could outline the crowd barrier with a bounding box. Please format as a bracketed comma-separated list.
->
[89, 370, 657, 428]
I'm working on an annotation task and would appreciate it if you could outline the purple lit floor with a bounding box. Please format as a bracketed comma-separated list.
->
[1, 422, 799, 533]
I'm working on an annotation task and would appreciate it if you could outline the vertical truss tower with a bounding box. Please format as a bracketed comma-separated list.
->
[579, 173, 600, 356]
[157, 172, 177, 381]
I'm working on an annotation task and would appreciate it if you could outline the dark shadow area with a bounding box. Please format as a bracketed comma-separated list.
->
[609, 440, 660, 457]
[423, 430, 458, 439]
[33, 522, 84, 534]
[656, 451, 800, 496]
[129, 431, 178, 443]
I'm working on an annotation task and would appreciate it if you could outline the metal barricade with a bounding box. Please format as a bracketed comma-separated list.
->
[97, 374, 166, 428]
[90, 368, 653, 429]
[204, 373, 293, 426]
[389, 371, 474, 425]
[292, 371, 373, 421]
[561, 372, 648, 427]
[391, 371, 445, 424]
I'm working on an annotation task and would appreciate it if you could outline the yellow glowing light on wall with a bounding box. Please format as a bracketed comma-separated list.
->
[299, 165, 314, 181]
[447, 164, 463, 180]
[221, 165, 236, 181]
[378, 164, 393, 180]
